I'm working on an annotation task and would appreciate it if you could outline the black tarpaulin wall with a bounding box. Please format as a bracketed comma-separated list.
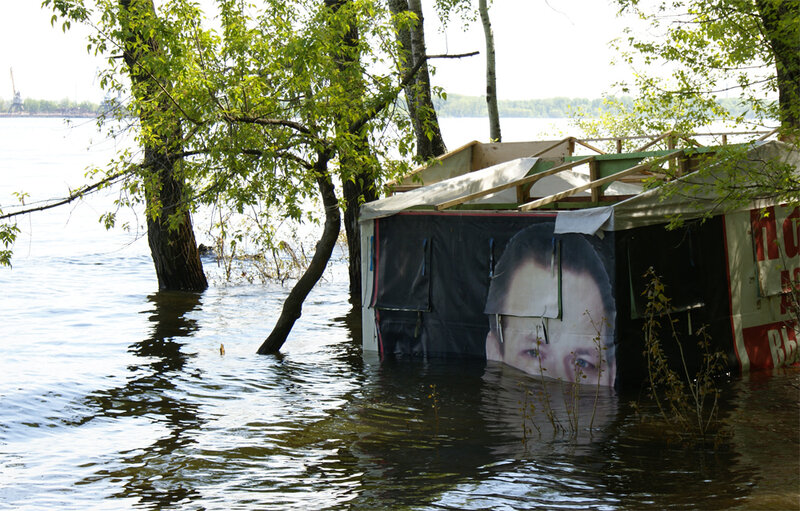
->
[613, 217, 734, 387]
[369, 211, 619, 361]
[371, 212, 554, 358]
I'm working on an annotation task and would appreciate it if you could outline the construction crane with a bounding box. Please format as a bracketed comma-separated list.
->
[9, 68, 23, 114]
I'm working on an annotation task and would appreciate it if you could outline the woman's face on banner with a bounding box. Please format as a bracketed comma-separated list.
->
[486, 259, 615, 386]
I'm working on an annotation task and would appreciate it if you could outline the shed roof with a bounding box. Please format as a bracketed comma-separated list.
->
[361, 140, 800, 233]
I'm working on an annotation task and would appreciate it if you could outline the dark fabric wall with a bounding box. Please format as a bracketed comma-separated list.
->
[614, 217, 734, 388]
[371, 212, 573, 359]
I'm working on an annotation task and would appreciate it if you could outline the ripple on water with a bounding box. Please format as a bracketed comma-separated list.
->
[2, 118, 799, 509]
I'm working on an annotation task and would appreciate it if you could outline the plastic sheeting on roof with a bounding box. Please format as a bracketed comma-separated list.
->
[610, 141, 800, 231]
[554, 207, 614, 237]
[359, 157, 538, 222]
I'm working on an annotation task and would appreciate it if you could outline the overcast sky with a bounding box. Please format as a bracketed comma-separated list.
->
[0, 0, 630, 103]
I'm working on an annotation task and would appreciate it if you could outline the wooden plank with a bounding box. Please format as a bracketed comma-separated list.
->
[758, 127, 780, 141]
[635, 130, 673, 152]
[518, 149, 685, 211]
[574, 138, 607, 155]
[434, 156, 595, 211]
[531, 137, 574, 157]
[472, 140, 571, 169]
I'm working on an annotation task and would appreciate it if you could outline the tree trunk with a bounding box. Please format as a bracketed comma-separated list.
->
[479, 0, 501, 142]
[342, 173, 378, 304]
[257, 151, 340, 354]
[390, 0, 448, 159]
[756, 0, 800, 138]
[119, 0, 207, 291]
[325, 0, 379, 304]
[145, 149, 208, 291]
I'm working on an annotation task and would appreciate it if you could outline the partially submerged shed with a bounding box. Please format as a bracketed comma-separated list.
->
[359, 137, 799, 388]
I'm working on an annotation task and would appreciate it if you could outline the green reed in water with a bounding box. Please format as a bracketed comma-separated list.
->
[636, 267, 728, 446]
[518, 315, 608, 447]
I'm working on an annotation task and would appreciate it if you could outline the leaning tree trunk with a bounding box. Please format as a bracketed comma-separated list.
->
[257, 151, 340, 353]
[756, 0, 800, 139]
[120, 0, 207, 291]
[390, 0, 448, 159]
[479, 0, 501, 142]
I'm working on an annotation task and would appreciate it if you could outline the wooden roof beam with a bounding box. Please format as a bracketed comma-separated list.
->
[530, 137, 575, 157]
[518, 149, 685, 211]
[434, 156, 596, 211]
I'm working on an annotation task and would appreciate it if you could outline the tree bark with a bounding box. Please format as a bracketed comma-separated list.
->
[257, 151, 340, 353]
[756, 0, 800, 138]
[119, 0, 207, 291]
[479, 0, 501, 142]
[325, 0, 379, 304]
[144, 150, 208, 291]
[389, 0, 448, 159]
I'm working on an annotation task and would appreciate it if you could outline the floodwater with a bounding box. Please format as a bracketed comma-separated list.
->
[1, 118, 798, 510]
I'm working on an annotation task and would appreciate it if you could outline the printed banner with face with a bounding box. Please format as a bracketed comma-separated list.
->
[369, 212, 617, 387]
[483, 224, 617, 387]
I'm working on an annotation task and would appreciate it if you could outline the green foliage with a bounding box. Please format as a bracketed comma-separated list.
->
[40, 0, 417, 268]
[612, 0, 799, 137]
[571, 1, 800, 208]
[0, 217, 19, 267]
[638, 268, 728, 446]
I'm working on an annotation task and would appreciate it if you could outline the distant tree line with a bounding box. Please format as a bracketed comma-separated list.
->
[434, 94, 753, 119]
[0, 97, 101, 116]
[2, 94, 753, 120]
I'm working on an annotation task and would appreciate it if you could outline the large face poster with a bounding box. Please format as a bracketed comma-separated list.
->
[725, 205, 799, 371]
[483, 224, 617, 387]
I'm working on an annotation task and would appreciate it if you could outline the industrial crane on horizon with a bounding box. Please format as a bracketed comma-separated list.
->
[8, 68, 24, 114]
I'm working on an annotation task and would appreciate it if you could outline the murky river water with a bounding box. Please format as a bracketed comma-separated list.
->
[1, 118, 798, 510]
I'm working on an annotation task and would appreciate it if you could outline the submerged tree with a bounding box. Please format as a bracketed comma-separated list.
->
[28, 0, 471, 352]
[42, 0, 209, 291]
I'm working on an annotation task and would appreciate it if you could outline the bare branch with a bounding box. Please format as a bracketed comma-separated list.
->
[0, 169, 133, 221]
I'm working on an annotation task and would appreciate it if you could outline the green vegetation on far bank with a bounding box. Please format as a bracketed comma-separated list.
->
[1, 94, 753, 120]
[434, 94, 753, 119]
[0, 97, 102, 117]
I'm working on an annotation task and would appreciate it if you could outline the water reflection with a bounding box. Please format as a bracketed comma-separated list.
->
[73, 291, 205, 508]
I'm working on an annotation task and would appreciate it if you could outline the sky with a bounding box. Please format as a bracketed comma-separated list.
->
[0, 0, 631, 103]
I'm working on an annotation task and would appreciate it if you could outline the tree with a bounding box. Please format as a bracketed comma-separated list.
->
[612, 0, 799, 139]
[388, 0, 448, 159]
[117, 0, 207, 291]
[478, 0, 500, 141]
[44, 0, 208, 291]
[570, 0, 800, 208]
[326, 0, 380, 304]
[434, 0, 500, 141]
[27, 0, 472, 352]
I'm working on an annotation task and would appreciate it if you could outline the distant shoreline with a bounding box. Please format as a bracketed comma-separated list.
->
[0, 112, 98, 119]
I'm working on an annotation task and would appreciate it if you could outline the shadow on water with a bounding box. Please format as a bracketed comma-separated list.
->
[72, 291, 205, 508]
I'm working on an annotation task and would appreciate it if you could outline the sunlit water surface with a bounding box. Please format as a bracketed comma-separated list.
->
[1, 118, 798, 510]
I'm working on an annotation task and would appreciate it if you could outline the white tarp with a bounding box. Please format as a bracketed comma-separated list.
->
[554, 207, 614, 237]
[359, 157, 539, 222]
